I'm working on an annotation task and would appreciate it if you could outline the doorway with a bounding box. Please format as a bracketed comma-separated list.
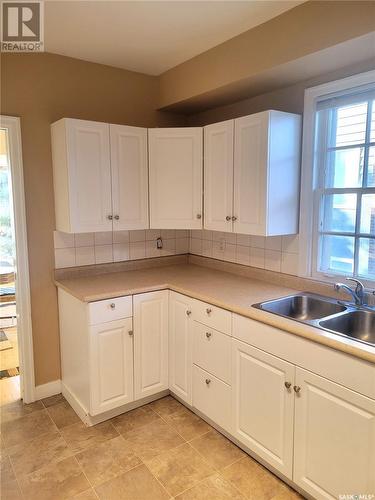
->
[0, 116, 34, 405]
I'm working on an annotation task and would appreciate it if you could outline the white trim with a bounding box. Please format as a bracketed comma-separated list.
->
[299, 70, 375, 285]
[34, 379, 62, 400]
[1, 115, 35, 403]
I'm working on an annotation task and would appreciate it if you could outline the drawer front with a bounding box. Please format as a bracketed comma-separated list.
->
[193, 322, 231, 384]
[193, 299, 231, 335]
[89, 296, 132, 325]
[193, 364, 232, 432]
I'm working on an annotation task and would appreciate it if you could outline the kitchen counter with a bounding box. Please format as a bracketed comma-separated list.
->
[55, 263, 375, 364]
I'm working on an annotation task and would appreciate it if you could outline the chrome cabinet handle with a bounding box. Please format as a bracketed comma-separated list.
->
[196, 214, 202, 219]
[186, 310, 192, 316]
[110, 303, 116, 309]
[232, 216, 237, 222]
[205, 378, 211, 385]
[293, 385, 301, 394]
[284, 382, 292, 389]
[226, 216, 231, 221]
[205, 332, 212, 339]
[128, 330, 133, 336]
[114, 215, 120, 220]
[206, 308, 212, 315]
[107, 215, 113, 220]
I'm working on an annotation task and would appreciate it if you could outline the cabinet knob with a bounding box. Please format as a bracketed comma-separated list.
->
[226, 216, 231, 221]
[232, 216, 237, 222]
[110, 303, 116, 309]
[206, 308, 212, 315]
[114, 215, 120, 220]
[196, 214, 202, 219]
[293, 385, 301, 394]
[205, 331, 212, 339]
[284, 381, 292, 390]
[107, 215, 113, 220]
[205, 378, 211, 385]
[128, 330, 133, 336]
[186, 310, 192, 316]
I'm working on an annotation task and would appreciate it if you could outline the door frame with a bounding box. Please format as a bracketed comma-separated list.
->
[1, 115, 35, 403]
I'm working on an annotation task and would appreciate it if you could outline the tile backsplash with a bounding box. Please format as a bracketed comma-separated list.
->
[54, 229, 189, 269]
[189, 230, 300, 276]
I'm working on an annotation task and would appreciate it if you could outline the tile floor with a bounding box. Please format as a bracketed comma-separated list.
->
[0, 390, 303, 500]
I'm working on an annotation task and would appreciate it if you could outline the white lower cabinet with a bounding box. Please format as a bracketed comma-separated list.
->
[90, 318, 134, 415]
[169, 291, 193, 404]
[232, 339, 295, 478]
[133, 291, 169, 400]
[293, 367, 375, 500]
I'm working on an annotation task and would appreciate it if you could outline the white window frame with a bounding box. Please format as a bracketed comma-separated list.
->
[299, 70, 375, 288]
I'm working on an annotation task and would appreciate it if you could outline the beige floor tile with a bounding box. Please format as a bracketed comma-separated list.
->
[111, 405, 161, 438]
[47, 400, 80, 429]
[124, 418, 185, 460]
[145, 442, 214, 497]
[0, 399, 44, 424]
[19, 456, 90, 500]
[163, 405, 211, 441]
[189, 430, 245, 470]
[60, 421, 119, 454]
[148, 395, 184, 417]
[76, 435, 142, 487]
[70, 488, 98, 499]
[271, 487, 304, 500]
[221, 456, 300, 500]
[1, 455, 22, 499]
[7, 429, 72, 477]
[1, 409, 56, 448]
[175, 473, 245, 499]
[42, 393, 66, 408]
[95, 464, 170, 500]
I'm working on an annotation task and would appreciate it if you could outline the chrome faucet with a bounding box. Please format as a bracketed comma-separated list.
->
[334, 278, 366, 307]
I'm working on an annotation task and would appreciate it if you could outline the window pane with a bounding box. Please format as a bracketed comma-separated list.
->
[366, 146, 375, 187]
[370, 99, 375, 142]
[335, 101, 367, 147]
[360, 194, 375, 235]
[325, 147, 364, 188]
[320, 235, 354, 274]
[358, 238, 375, 280]
[322, 194, 356, 233]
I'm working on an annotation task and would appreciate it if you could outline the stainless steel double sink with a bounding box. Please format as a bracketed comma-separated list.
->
[252, 293, 375, 347]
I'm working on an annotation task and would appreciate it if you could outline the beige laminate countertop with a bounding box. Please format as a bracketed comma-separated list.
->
[55, 263, 375, 365]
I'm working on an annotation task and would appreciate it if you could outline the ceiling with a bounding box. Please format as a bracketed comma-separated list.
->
[44, 0, 305, 76]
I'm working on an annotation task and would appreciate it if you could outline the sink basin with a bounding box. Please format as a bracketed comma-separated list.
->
[319, 310, 375, 346]
[255, 294, 347, 321]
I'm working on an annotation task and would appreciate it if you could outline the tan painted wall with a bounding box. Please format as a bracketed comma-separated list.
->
[159, 1, 375, 109]
[0, 53, 185, 386]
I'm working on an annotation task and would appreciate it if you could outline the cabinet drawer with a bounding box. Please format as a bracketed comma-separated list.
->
[88, 296, 132, 325]
[193, 364, 232, 432]
[193, 322, 231, 384]
[193, 300, 231, 335]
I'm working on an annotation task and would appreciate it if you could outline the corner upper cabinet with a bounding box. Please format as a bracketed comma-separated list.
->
[204, 111, 301, 236]
[51, 118, 149, 233]
[148, 127, 203, 229]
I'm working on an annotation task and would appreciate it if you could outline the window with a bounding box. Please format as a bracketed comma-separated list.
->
[313, 87, 375, 281]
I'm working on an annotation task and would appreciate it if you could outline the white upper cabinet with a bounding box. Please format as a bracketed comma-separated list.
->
[51, 118, 149, 233]
[51, 118, 112, 233]
[110, 125, 149, 231]
[233, 111, 301, 236]
[204, 120, 234, 232]
[204, 111, 301, 236]
[148, 127, 203, 229]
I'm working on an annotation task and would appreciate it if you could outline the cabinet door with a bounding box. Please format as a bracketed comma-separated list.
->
[204, 120, 234, 232]
[90, 318, 133, 415]
[232, 339, 295, 478]
[148, 128, 203, 229]
[294, 368, 375, 500]
[66, 119, 112, 233]
[233, 113, 268, 235]
[169, 292, 193, 404]
[110, 124, 149, 230]
[133, 291, 169, 400]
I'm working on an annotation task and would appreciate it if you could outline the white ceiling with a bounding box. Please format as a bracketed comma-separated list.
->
[45, 1, 305, 75]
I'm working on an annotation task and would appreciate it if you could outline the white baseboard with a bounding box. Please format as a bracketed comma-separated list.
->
[34, 379, 62, 400]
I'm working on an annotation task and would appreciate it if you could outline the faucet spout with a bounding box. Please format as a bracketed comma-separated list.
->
[334, 278, 365, 307]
